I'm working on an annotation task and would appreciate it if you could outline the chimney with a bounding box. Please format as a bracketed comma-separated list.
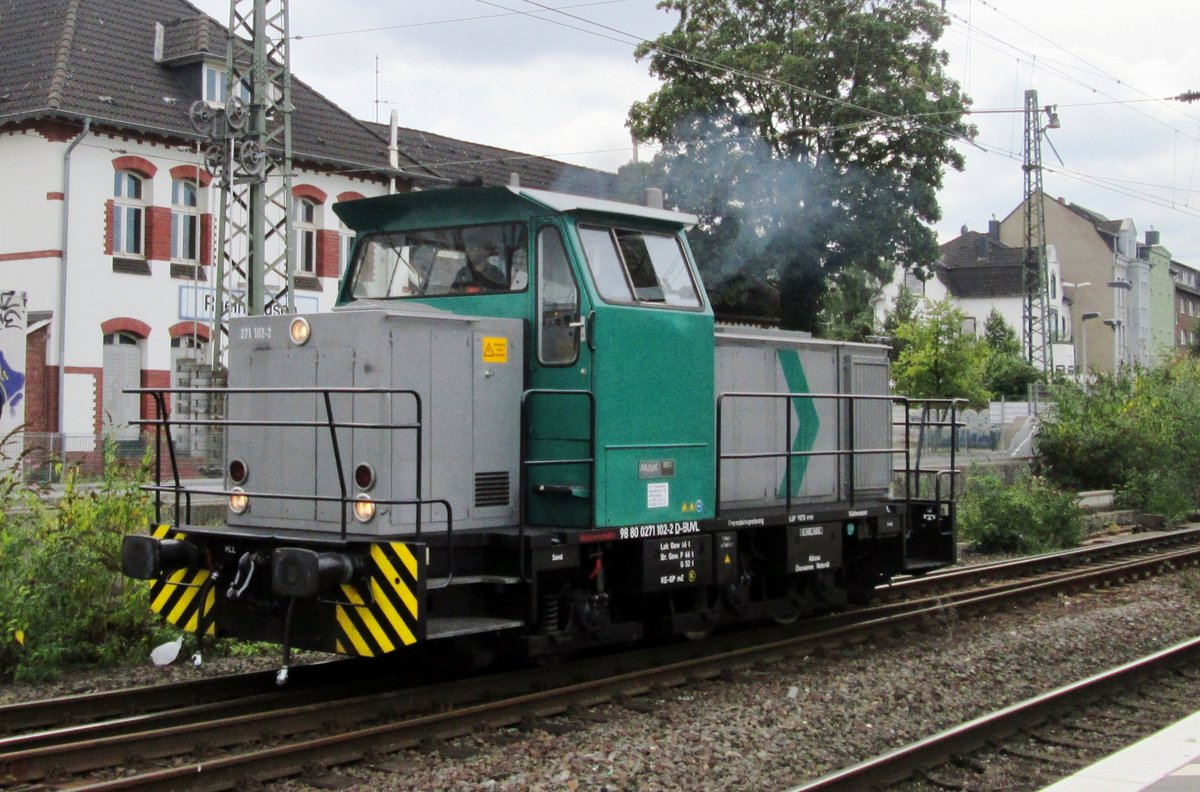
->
[1145, 229, 1161, 246]
[644, 188, 664, 210]
[988, 219, 1000, 240]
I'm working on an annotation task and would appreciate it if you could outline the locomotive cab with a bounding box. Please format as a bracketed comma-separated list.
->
[333, 185, 717, 533]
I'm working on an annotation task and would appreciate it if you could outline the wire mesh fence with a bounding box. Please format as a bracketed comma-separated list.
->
[0, 430, 224, 484]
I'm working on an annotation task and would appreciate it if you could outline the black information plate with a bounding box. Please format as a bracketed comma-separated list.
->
[784, 523, 842, 575]
[642, 535, 712, 591]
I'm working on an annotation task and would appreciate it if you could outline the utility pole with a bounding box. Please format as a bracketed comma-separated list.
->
[1022, 88, 1057, 375]
[191, 0, 294, 368]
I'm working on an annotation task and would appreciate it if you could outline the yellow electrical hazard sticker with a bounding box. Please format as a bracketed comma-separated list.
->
[482, 337, 508, 363]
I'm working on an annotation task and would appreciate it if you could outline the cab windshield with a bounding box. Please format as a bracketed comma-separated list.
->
[578, 225, 702, 309]
[349, 223, 527, 299]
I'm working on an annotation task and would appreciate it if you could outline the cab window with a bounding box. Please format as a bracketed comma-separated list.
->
[537, 227, 580, 365]
[579, 225, 701, 309]
[349, 223, 527, 299]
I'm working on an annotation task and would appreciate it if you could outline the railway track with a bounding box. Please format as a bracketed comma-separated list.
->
[791, 636, 1200, 791]
[2, 528, 1198, 791]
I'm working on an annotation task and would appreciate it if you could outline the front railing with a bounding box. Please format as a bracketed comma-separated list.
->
[128, 386, 453, 547]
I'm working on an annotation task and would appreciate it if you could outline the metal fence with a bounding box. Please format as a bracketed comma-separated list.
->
[0, 430, 224, 484]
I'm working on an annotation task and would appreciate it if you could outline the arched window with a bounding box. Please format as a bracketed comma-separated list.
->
[1050, 272, 1057, 299]
[171, 179, 199, 262]
[113, 172, 144, 256]
[102, 331, 142, 441]
[293, 198, 317, 274]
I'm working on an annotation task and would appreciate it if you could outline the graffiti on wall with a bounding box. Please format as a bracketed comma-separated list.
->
[0, 291, 28, 431]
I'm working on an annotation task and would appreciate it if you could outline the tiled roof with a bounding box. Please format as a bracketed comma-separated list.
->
[367, 122, 618, 196]
[937, 231, 1025, 298]
[0, 0, 611, 193]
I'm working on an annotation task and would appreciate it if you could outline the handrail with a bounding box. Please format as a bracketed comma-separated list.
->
[129, 385, 431, 541]
[716, 391, 965, 516]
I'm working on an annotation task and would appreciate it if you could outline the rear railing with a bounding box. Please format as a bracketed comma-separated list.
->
[128, 386, 453, 546]
[715, 392, 965, 516]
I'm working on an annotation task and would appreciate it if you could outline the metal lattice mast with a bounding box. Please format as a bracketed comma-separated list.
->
[192, 0, 293, 368]
[1022, 89, 1052, 374]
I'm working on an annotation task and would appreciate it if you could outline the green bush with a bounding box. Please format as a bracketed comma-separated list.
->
[959, 472, 1084, 554]
[1037, 358, 1200, 523]
[0, 439, 172, 681]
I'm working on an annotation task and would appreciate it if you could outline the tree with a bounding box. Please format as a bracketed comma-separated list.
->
[626, 0, 972, 331]
[980, 309, 1039, 399]
[892, 299, 988, 408]
[879, 283, 920, 361]
[816, 266, 878, 340]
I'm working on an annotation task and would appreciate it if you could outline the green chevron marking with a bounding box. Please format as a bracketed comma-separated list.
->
[777, 349, 820, 498]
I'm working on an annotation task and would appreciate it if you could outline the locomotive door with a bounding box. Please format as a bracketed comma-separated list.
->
[525, 222, 595, 528]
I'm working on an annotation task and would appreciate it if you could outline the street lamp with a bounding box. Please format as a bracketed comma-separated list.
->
[1080, 311, 1100, 384]
[1103, 318, 1124, 371]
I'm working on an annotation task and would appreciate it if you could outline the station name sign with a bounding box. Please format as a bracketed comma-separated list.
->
[178, 285, 319, 322]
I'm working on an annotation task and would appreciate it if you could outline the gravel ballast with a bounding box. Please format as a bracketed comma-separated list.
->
[5, 566, 1200, 791]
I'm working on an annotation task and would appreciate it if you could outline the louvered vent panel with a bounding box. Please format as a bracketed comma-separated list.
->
[474, 471, 510, 508]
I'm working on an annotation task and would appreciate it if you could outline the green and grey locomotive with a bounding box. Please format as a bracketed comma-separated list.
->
[122, 185, 959, 677]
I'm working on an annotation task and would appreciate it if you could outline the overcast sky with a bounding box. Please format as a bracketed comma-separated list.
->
[187, 0, 1200, 265]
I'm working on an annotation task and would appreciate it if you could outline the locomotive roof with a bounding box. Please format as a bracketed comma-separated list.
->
[333, 185, 698, 231]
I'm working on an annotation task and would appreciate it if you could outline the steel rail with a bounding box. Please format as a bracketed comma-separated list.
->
[5, 528, 1196, 740]
[31, 544, 1200, 792]
[786, 636, 1200, 792]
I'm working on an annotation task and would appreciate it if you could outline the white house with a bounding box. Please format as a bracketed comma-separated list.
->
[0, 0, 612, 459]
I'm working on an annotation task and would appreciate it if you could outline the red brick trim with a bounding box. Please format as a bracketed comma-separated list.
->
[169, 322, 211, 342]
[104, 198, 114, 256]
[336, 190, 365, 203]
[168, 164, 212, 188]
[141, 369, 171, 421]
[316, 229, 340, 279]
[101, 317, 151, 339]
[37, 121, 84, 143]
[200, 214, 213, 266]
[112, 155, 157, 179]
[0, 249, 62, 262]
[46, 191, 65, 201]
[145, 206, 171, 261]
[292, 183, 328, 204]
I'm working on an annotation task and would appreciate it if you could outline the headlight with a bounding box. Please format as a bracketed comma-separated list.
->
[229, 487, 249, 514]
[228, 458, 248, 485]
[289, 317, 311, 345]
[353, 494, 376, 523]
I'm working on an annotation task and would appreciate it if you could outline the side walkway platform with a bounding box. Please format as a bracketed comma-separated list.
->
[1043, 711, 1200, 791]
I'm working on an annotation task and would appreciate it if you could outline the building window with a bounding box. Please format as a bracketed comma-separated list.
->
[113, 171, 144, 257]
[338, 220, 354, 279]
[203, 64, 250, 105]
[904, 270, 925, 296]
[1050, 273, 1057, 299]
[294, 198, 317, 274]
[171, 179, 199, 262]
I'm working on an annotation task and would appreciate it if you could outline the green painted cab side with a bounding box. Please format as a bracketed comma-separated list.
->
[334, 187, 717, 529]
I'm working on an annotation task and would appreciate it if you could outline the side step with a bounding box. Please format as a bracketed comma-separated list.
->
[426, 616, 525, 640]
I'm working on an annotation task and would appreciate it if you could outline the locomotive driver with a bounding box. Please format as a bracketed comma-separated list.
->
[453, 234, 507, 292]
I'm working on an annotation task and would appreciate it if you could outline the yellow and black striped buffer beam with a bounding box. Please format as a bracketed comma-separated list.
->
[335, 541, 425, 657]
[147, 524, 215, 636]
